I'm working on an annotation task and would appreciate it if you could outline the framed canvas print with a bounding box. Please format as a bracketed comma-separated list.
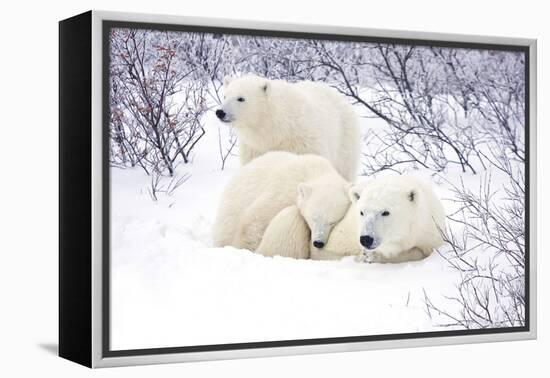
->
[59, 10, 537, 368]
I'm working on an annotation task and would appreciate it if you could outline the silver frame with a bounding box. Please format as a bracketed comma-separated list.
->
[90, 10, 537, 368]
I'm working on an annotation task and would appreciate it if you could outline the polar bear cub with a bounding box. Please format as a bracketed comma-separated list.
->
[256, 179, 352, 259]
[309, 202, 362, 261]
[212, 151, 350, 253]
[349, 175, 446, 263]
[215, 74, 360, 181]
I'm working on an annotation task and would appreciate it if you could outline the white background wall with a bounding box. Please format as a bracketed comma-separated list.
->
[0, 0, 546, 376]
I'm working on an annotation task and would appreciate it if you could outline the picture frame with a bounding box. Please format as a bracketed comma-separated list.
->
[59, 10, 537, 368]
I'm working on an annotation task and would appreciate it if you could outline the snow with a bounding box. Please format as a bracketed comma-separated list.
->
[109, 111, 468, 351]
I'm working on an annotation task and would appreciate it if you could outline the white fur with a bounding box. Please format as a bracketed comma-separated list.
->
[296, 175, 351, 247]
[212, 152, 350, 253]
[310, 203, 362, 260]
[218, 74, 360, 180]
[256, 177, 352, 259]
[256, 206, 311, 259]
[349, 175, 446, 264]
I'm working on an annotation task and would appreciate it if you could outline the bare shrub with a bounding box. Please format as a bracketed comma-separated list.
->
[147, 165, 190, 202]
[425, 166, 525, 328]
[109, 29, 208, 176]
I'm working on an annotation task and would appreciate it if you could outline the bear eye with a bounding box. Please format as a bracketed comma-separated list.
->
[360, 211, 364, 216]
[381, 211, 390, 216]
[237, 97, 245, 102]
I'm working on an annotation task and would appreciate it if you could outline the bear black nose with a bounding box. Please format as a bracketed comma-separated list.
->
[313, 241, 325, 249]
[215, 109, 226, 119]
[360, 235, 374, 249]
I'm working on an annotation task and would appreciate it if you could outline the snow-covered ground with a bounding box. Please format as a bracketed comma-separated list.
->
[110, 112, 494, 350]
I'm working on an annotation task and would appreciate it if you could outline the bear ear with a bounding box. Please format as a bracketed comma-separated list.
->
[297, 183, 312, 202]
[348, 185, 361, 203]
[223, 75, 234, 87]
[408, 190, 416, 202]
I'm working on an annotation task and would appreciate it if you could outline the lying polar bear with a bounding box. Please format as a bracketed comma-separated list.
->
[256, 179, 356, 259]
[349, 175, 446, 263]
[309, 202, 362, 260]
[212, 151, 351, 253]
[257, 201, 362, 261]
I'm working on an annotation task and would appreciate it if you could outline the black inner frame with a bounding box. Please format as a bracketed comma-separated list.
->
[102, 19, 530, 358]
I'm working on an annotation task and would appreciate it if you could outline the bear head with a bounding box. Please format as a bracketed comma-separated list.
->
[296, 175, 351, 249]
[349, 176, 418, 253]
[215, 74, 270, 129]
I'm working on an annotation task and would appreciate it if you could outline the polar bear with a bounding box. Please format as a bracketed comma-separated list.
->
[349, 175, 446, 264]
[310, 202, 362, 261]
[212, 151, 351, 252]
[255, 201, 364, 261]
[256, 178, 352, 259]
[215, 74, 360, 181]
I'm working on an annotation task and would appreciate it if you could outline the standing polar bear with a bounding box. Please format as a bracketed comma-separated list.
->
[212, 151, 351, 253]
[215, 74, 360, 181]
[349, 175, 446, 263]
